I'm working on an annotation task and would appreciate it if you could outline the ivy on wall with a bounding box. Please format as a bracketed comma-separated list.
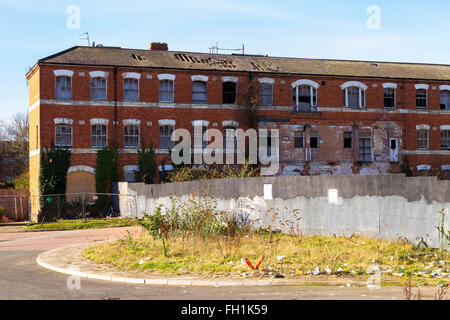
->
[38, 142, 71, 220]
[135, 138, 156, 184]
[95, 147, 118, 194]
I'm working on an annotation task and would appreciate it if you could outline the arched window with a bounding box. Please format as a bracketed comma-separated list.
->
[341, 82, 367, 108]
[192, 81, 207, 104]
[292, 80, 318, 112]
[91, 77, 107, 101]
[122, 73, 140, 102]
[55, 76, 72, 100]
[440, 85, 450, 110]
[415, 84, 429, 109]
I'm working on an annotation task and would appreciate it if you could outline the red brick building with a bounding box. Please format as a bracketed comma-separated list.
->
[27, 43, 450, 217]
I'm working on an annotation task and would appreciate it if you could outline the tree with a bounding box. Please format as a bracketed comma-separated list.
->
[135, 138, 156, 184]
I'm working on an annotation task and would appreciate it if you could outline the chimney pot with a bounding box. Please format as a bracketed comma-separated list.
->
[150, 42, 168, 51]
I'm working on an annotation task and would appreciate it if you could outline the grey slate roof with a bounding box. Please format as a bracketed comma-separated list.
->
[37, 46, 450, 81]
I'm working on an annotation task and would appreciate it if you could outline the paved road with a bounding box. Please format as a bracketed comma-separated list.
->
[0, 225, 437, 300]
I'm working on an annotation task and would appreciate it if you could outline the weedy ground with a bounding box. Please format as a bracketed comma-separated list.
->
[25, 218, 136, 231]
[84, 230, 449, 286]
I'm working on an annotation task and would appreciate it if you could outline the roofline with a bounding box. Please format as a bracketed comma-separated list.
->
[41, 45, 450, 68]
[35, 61, 450, 82]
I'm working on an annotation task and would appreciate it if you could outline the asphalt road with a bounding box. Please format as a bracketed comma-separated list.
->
[0, 225, 437, 300]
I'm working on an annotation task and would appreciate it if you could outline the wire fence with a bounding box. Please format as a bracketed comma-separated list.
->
[29, 193, 137, 222]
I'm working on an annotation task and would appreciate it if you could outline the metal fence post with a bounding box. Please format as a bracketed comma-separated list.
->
[82, 193, 86, 222]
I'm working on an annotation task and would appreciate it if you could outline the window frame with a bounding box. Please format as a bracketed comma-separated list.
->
[123, 78, 140, 102]
[222, 81, 237, 104]
[416, 89, 428, 109]
[384, 88, 396, 109]
[358, 135, 372, 163]
[55, 76, 72, 100]
[440, 90, 450, 110]
[90, 76, 107, 101]
[91, 124, 108, 149]
[310, 131, 319, 149]
[294, 131, 304, 149]
[293, 85, 317, 109]
[259, 83, 273, 106]
[417, 129, 429, 150]
[441, 130, 450, 151]
[55, 125, 73, 147]
[123, 125, 140, 149]
[192, 80, 207, 104]
[159, 125, 175, 149]
[159, 79, 175, 103]
[343, 131, 353, 149]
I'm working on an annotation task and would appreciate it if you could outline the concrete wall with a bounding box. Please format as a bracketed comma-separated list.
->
[119, 174, 450, 248]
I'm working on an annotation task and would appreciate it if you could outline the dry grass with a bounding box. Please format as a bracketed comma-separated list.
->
[84, 230, 449, 283]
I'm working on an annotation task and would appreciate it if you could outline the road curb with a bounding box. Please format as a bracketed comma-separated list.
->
[35, 242, 319, 287]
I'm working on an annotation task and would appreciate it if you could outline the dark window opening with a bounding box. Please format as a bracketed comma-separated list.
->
[294, 131, 304, 149]
[384, 88, 395, 108]
[310, 132, 319, 149]
[416, 89, 428, 109]
[358, 136, 372, 162]
[343, 132, 352, 149]
[223, 82, 236, 104]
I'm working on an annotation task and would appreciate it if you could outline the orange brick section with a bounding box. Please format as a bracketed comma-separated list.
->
[26, 61, 450, 219]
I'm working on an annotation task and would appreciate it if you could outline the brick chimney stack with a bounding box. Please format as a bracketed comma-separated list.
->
[149, 42, 168, 51]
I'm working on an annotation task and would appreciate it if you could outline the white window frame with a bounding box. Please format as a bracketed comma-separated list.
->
[54, 70, 73, 101]
[439, 86, 450, 110]
[341, 81, 367, 108]
[192, 120, 209, 150]
[159, 122, 175, 150]
[90, 72, 108, 101]
[292, 80, 319, 108]
[383, 83, 397, 109]
[91, 124, 108, 149]
[55, 125, 73, 147]
[417, 129, 429, 150]
[192, 80, 207, 104]
[159, 79, 175, 103]
[123, 78, 140, 102]
[123, 125, 140, 149]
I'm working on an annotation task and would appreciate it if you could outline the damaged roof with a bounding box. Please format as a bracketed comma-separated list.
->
[36, 46, 450, 81]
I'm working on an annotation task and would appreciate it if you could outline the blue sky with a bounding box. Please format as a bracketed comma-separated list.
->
[0, 0, 449, 120]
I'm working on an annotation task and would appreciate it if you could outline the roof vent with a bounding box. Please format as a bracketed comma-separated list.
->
[150, 42, 168, 51]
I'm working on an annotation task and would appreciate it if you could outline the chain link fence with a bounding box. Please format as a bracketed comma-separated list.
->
[30, 193, 137, 222]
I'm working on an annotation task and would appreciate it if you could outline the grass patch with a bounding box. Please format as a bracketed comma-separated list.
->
[25, 218, 137, 231]
[84, 232, 449, 285]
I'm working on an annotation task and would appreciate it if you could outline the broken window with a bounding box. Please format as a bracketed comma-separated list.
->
[416, 89, 428, 109]
[55, 125, 72, 147]
[259, 84, 273, 106]
[343, 132, 352, 149]
[91, 124, 107, 148]
[343, 87, 365, 108]
[223, 82, 236, 104]
[384, 88, 396, 108]
[441, 130, 450, 150]
[91, 77, 107, 101]
[294, 131, 304, 149]
[293, 85, 317, 111]
[55, 76, 72, 100]
[310, 131, 319, 149]
[159, 125, 174, 149]
[440, 90, 450, 110]
[124, 125, 139, 148]
[159, 80, 174, 103]
[192, 81, 207, 104]
[358, 136, 372, 162]
[124, 78, 139, 102]
[417, 129, 429, 150]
